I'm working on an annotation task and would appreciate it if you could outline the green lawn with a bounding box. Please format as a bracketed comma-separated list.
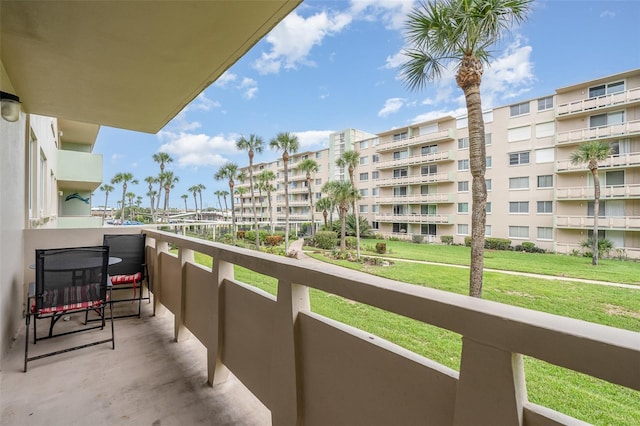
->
[184, 249, 640, 425]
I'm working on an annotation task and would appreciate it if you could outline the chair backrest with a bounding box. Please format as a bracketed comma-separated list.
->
[102, 234, 146, 277]
[34, 246, 110, 312]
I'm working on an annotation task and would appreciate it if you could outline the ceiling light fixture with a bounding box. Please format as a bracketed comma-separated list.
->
[1, 91, 21, 122]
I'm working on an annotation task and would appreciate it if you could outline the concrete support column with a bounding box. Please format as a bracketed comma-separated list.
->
[153, 240, 169, 316]
[270, 280, 310, 426]
[453, 337, 527, 426]
[207, 257, 233, 386]
[175, 248, 193, 342]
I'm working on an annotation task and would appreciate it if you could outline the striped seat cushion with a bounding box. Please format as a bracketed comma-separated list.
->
[31, 283, 106, 314]
[109, 272, 142, 285]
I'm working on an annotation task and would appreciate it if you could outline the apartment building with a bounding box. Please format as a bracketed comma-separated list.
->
[237, 69, 640, 258]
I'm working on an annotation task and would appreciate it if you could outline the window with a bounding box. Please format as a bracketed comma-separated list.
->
[486, 202, 491, 213]
[372, 205, 379, 213]
[509, 226, 529, 239]
[393, 186, 408, 196]
[510, 101, 530, 116]
[421, 185, 435, 195]
[315, 178, 322, 185]
[485, 225, 492, 236]
[359, 156, 368, 165]
[421, 224, 437, 235]
[393, 150, 409, 160]
[359, 140, 369, 149]
[509, 151, 530, 166]
[457, 224, 469, 235]
[372, 221, 379, 229]
[372, 171, 379, 180]
[486, 179, 492, 191]
[536, 122, 555, 138]
[372, 154, 380, 163]
[359, 172, 369, 181]
[393, 168, 408, 178]
[509, 201, 529, 213]
[458, 203, 469, 213]
[537, 96, 554, 111]
[359, 188, 368, 197]
[486, 156, 492, 168]
[535, 148, 555, 164]
[485, 133, 492, 145]
[393, 131, 408, 141]
[587, 201, 606, 218]
[422, 204, 437, 215]
[537, 175, 553, 188]
[537, 227, 553, 240]
[458, 159, 469, 170]
[605, 170, 624, 186]
[315, 152, 322, 159]
[509, 177, 529, 189]
[421, 164, 437, 175]
[393, 204, 408, 214]
[458, 181, 469, 192]
[458, 137, 469, 149]
[360, 205, 369, 213]
[590, 111, 624, 128]
[421, 145, 437, 155]
[589, 81, 625, 98]
[537, 201, 553, 213]
[508, 125, 531, 142]
[392, 222, 408, 233]
[372, 187, 379, 196]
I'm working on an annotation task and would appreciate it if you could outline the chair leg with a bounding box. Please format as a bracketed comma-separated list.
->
[24, 313, 31, 372]
[108, 290, 115, 349]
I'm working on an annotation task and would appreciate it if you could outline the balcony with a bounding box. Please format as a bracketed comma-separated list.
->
[376, 150, 455, 170]
[376, 193, 455, 204]
[556, 87, 640, 119]
[57, 150, 103, 191]
[377, 129, 455, 152]
[557, 152, 640, 172]
[556, 215, 640, 230]
[556, 119, 640, 146]
[377, 172, 455, 187]
[556, 184, 640, 200]
[6, 227, 638, 425]
[374, 213, 452, 224]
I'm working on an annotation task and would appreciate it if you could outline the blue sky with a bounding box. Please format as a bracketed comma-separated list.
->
[94, 0, 640, 210]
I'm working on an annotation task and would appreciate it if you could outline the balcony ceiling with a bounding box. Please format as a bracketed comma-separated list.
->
[0, 0, 300, 134]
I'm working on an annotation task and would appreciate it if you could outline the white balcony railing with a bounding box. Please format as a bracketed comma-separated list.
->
[377, 172, 454, 187]
[556, 119, 640, 145]
[556, 184, 640, 200]
[556, 87, 640, 117]
[376, 150, 455, 169]
[374, 213, 452, 224]
[376, 193, 455, 204]
[377, 129, 455, 152]
[557, 152, 640, 171]
[555, 215, 640, 229]
[22, 228, 640, 425]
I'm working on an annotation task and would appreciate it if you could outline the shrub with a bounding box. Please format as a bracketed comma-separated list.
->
[236, 230, 246, 240]
[581, 238, 614, 258]
[315, 231, 338, 250]
[485, 238, 511, 250]
[440, 235, 454, 245]
[265, 235, 283, 247]
[412, 234, 424, 244]
[345, 236, 357, 249]
[375, 242, 387, 254]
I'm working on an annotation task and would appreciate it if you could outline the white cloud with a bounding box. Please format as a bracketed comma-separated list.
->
[482, 36, 535, 107]
[157, 132, 239, 168]
[238, 77, 258, 99]
[111, 153, 124, 162]
[253, 11, 352, 74]
[600, 10, 615, 18]
[192, 93, 221, 111]
[378, 97, 405, 117]
[214, 71, 237, 87]
[293, 130, 334, 150]
[384, 50, 407, 69]
[349, 0, 416, 30]
[410, 107, 467, 124]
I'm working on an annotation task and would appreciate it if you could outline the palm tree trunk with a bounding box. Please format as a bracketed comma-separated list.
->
[592, 169, 600, 265]
[268, 191, 274, 234]
[307, 177, 315, 238]
[249, 165, 260, 249]
[229, 184, 236, 245]
[284, 158, 290, 252]
[340, 207, 347, 252]
[103, 193, 109, 224]
[120, 185, 127, 221]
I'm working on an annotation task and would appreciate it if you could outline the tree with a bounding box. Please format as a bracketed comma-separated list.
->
[570, 140, 611, 265]
[215, 163, 239, 245]
[298, 158, 319, 238]
[153, 152, 173, 210]
[126, 191, 136, 220]
[159, 171, 179, 222]
[270, 132, 299, 252]
[196, 184, 206, 220]
[322, 180, 359, 253]
[237, 134, 265, 248]
[337, 150, 362, 258]
[257, 169, 277, 234]
[316, 197, 332, 229]
[111, 173, 138, 222]
[144, 176, 158, 222]
[181, 194, 189, 212]
[221, 190, 230, 214]
[188, 185, 199, 216]
[99, 184, 114, 224]
[214, 190, 224, 211]
[401, 0, 531, 298]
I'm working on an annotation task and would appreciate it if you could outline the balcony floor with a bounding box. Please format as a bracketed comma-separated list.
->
[1, 301, 270, 425]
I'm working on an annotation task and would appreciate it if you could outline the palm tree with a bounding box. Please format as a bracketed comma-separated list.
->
[214, 190, 224, 212]
[221, 190, 230, 214]
[337, 150, 362, 258]
[316, 197, 332, 229]
[270, 132, 299, 252]
[159, 171, 179, 222]
[153, 152, 173, 210]
[144, 176, 158, 222]
[215, 163, 239, 245]
[237, 134, 264, 248]
[111, 173, 138, 222]
[401, 0, 531, 298]
[99, 184, 114, 224]
[188, 185, 200, 216]
[196, 184, 206, 220]
[322, 180, 359, 253]
[235, 186, 248, 227]
[181, 194, 189, 212]
[570, 140, 611, 265]
[126, 191, 136, 220]
[258, 169, 277, 234]
[298, 158, 319, 238]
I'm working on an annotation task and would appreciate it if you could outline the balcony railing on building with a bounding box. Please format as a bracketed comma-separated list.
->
[376, 129, 455, 152]
[556, 184, 640, 200]
[556, 119, 640, 146]
[375, 150, 455, 170]
[557, 152, 640, 172]
[377, 172, 455, 187]
[555, 215, 640, 230]
[374, 213, 452, 224]
[556, 87, 640, 118]
[375, 193, 455, 204]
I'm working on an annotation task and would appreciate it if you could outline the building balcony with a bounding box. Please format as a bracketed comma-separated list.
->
[375, 150, 455, 169]
[376, 193, 455, 204]
[376, 129, 455, 152]
[556, 119, 640, 146]
[556, 152, 640, 172]
[374, 213, 452, 224]
[288, 199, 311, 207]
[556, 87, 640, 119]
[57, 150, 103, 191]
[377, 172, 455, 187]
[555, 215, 640, 230]
[5, 227, 638, 425]
[556, 184, 640, 200]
